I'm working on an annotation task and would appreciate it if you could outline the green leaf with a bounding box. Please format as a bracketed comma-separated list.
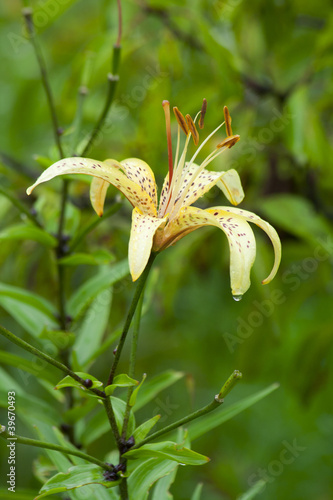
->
[124, 441, 210, 466]
[55, 372, 103, 392]
[151, 466, 178, 500]
[0, 283, 58, 337]
[260, 194, 333, 246]
[73, 288, 112, 367]
[68, 260, 129, 320]
[32, 0, 80, 33]
[82, 397, 136, 446]
[127, 458, 178, 500]
[134, 370, 185, 411]
[59, 250, 115, 266]
[186, 383, 279, 442]
[105, 374, 139, 396]
[191, 483, 204, 500]
[0, 224, 57, 247]
[237, 480, 266, 500]
[129, 373, 147, 407]
[133, 415, 161, 443]
[0, 490, 39, 500]
[35, 464, 119, 498]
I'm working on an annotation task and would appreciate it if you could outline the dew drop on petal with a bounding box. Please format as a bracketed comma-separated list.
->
[232, 294, 243, 302]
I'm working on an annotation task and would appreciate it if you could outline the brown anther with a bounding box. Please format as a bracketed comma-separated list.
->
[173, 107, 189, 135]
[223, 106, 233, 137]
[217, 134, 240, 149]
[185, 114, 199, 146]
[199, 98, 207, 129]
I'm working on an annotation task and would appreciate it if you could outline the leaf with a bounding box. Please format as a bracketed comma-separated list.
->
[0, 224, 57, 247]
[185, 383, 279, 442]
[59, 250, 115, 266]
[82, 397, 136, 446]
[236, 480, 266, 500]
[134, 370, 185, 411]
[32, 0, 80, 33]
[0, 283, 58, 337]
[68, 260, 129, 320]
[260, 194, 333, 246]
[191, 483, 204, 500]
[123, 441, 210, 466]
[55, 372, 103, 392]
[129, 373, 147, 407]
[133, 415, 161, 443]
[151, 467, 177, 500]
[105, 374, 139, 396]
[35, 464, 119, 498]
[0, 490, 39, 500]
[73, 288, 112, 367]
[127, 458, 178, 500]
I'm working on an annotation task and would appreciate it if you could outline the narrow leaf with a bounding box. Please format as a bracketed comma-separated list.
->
[0, 224, 57, 247]
[134, 371, 184, 411]
[133, 415, 161, 443]
[124, 441, 209, 466]
[105, 374, 139, 396]
[128, 458, 178, 500]
[55, 372, 103, 392]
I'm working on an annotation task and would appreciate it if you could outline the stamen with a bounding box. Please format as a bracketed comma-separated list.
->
[163, 100, 173, 186]
[173, 107, 189, 135]
[217, 134, 240, 149]
[199, 98, 207, 129]
[185, 114, 199, 146]
[223, 106, 232, 136]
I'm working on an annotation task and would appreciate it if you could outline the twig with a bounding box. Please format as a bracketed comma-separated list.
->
[121, 291, 144, 440]
[22, 6, 64, 158]
[0, 324, 105, 399]
[130, 371, 242, 450]
[0, 426, 112, 471]
[106, 253, 156, 387]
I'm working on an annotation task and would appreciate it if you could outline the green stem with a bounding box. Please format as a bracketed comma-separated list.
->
[0, 186, 42, 228]
[106, 253, 156, 387]
[131, 371, 242, 450]
[22, 6, 64, 159]
[0, 324, 105, 399]
[0, 426, 112, 471]
[69, 201, 122, 252]
[103, 398, 122, 449]
[80, 70, 119, 156]
[121, 291, 145, 440]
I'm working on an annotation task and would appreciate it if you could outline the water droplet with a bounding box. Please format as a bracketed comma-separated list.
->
[232, 294, 243, 302]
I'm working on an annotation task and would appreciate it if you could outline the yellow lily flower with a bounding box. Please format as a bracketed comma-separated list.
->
[27, 100, 281, 297]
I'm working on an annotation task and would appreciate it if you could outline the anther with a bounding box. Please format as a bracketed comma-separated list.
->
[223, 106, 233, 137]
[216, 134, 240, 149]
[185, 114, 199, 146]
[173, 107, 189, 135]
[199, 98, 207, 129]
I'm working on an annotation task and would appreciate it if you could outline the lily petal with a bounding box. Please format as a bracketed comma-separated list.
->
[155, 206, 256, 296]
[120, 158, 158, 209]
[90, 178, 110, 216]
[129, 208, 168, 281]
[27, 157, 157, 216]
[215, 206, 281, 284]
[216, 169, 244, 206]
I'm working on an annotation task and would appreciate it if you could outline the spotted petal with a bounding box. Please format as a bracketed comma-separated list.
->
[27, 157, 157, 216]
[216, 206, 281, 284]
[120, 158, 158, 209]
[169, 165, 244, 217]
[216, 169, 244, 205]
[129, 208, 167, 281]
[154, 206, 256, 296]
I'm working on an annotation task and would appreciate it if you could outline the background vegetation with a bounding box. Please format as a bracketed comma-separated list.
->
[0, 0, 332, 498]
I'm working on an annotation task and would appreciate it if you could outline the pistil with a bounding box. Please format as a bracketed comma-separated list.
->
[162, 100, 174, 187]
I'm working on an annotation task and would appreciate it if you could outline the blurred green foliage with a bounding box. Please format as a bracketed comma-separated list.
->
[0, 0, 333, 498]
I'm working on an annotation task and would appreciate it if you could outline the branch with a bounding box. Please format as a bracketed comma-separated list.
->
[0, 425, 112, 471]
